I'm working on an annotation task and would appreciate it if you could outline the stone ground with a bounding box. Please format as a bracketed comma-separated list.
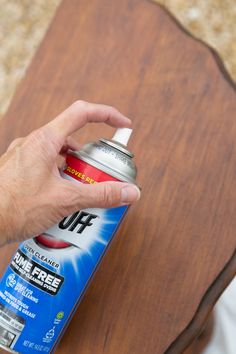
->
[0, 0, 236, 116]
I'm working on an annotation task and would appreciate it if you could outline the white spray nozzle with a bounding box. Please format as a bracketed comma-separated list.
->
[112, 128, 133, 147]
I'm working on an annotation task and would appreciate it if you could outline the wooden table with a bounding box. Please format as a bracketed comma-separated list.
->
[0, 0, 235, 353]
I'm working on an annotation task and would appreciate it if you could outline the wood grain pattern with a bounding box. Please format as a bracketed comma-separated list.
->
[0, 0, 235, 353]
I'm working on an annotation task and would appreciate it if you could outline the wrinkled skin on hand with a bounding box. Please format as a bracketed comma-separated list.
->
[0, 101, 140, 246]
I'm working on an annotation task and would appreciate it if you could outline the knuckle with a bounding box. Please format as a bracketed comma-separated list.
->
[7, 137, 23, 151]
[108, 105, 116, 112]
[107, 105, 118, 114]
[27, 128, 48, 143]
[71, 100, 88, 111]
[98, 183, 118, 207]
[60, 184, 83, 209]
[26, 128, 55, 156]
[13, 137, 22, 145]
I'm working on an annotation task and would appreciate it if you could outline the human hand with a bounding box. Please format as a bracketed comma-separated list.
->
[0, 101, 140, 246]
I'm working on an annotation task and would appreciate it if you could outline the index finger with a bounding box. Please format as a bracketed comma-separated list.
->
[45, 101, 132, 139]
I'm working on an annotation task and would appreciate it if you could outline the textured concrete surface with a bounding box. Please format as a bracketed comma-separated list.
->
[157, 0, 236, 78]
[0, 0, 236, 116]
[0, 0, 60, 116]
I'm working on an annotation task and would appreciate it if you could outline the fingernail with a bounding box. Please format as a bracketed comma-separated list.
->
[121, 185, 140, 204]
[123, 117, 132, 125]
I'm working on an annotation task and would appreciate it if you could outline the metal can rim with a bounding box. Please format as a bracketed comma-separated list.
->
[69, 151, 136, 184]
[100, 138, 134, 157]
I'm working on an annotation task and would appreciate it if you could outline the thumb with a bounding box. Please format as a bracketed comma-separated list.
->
[60, 180, 140, 211]
[7, 137, 25, 152]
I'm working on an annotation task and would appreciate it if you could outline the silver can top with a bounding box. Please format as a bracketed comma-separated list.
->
[71, 128, 137, 183]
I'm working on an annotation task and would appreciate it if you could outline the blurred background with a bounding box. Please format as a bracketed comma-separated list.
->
[0, 0, 235, 353]
[0, 0, 236, 117]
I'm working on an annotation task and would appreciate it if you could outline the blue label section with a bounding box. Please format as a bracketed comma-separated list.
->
[0, 206, 127, 353]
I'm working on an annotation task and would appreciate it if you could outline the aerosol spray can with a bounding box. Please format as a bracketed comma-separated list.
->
[0, 128, 137, 354]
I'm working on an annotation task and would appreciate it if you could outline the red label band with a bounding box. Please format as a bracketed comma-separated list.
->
[35, 153, 119, 249]
[64, 154, 119, 183]
[35, 235, 70, 249]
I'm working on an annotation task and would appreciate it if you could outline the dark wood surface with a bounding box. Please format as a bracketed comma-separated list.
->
[0, 0, 236, 353]
[183, 314, 214, 354]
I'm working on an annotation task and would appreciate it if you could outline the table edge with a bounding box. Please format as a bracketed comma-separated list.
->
[151, 7, 236, 353]
[165, 248, 236, 353]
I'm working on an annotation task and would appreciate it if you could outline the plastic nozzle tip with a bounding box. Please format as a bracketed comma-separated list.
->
[112, 128, 133, 146]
